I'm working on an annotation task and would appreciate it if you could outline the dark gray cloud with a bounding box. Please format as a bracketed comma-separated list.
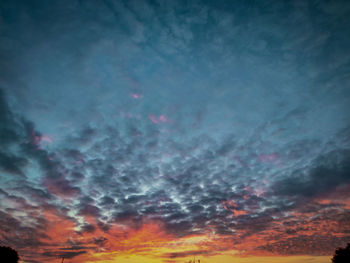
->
[42, 250, 87, 259]
[0, 151, 27, 176]
[163, 249, 213, 259]
[272, 149, 350, 198]
[257, 234, 350, 256]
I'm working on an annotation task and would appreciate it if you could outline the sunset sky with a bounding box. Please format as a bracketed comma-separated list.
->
[1, 0, 350, 262]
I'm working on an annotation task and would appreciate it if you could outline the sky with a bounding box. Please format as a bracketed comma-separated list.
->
[0, 0, 350, 262]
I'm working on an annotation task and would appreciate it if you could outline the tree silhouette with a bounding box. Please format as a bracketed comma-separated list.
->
[0, 246, 19, 263]
[332, 243, 350, 263]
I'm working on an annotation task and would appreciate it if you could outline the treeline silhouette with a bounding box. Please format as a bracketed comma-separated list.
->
[0, 243, 349, 262]
[332, 243, 350, 263]
[0, 246, 19, 263]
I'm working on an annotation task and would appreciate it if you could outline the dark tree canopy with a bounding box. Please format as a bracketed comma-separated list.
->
[332, 243, 350, 263]
[0, 246, 19, 263]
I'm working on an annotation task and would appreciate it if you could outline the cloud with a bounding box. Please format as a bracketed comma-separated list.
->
[272, 149, 350, 199]
[0, 89, 21, 143]
[256, 234, 350, 256]
[163, 249, 213, 258]
[1, 0, 350, 261]
[42, 250, 87, 259]
[0, 151, 27, 176]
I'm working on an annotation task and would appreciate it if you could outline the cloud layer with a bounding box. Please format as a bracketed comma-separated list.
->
[1, 0, 350, 262]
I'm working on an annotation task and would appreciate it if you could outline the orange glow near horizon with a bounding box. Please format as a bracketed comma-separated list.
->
[34, 215, 335, 263]
[81, 251, 332, 263]
[9, 205, 341, 263]
[7, 190, 347, 263]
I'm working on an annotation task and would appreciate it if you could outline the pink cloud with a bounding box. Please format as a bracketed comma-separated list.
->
[130, 93, 142, 99]
[258, 153, 278, 163]
[149, 114, 169, 124]
[41, 135, 53, 143]
[149, 114, 159, 124]
[159, 115, 167, 122]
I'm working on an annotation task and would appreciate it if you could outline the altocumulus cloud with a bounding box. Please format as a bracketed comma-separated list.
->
[1, 0, 350, 262]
